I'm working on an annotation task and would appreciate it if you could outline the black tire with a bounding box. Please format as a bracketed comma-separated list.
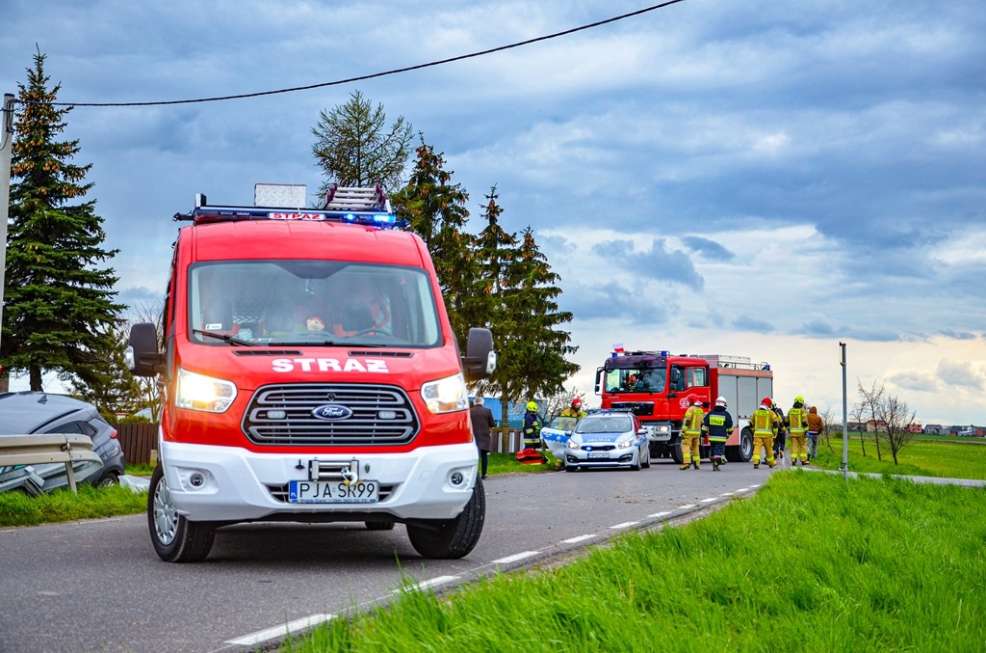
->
[642, 448, 651, 469]
[727, 428, 754, 463]
[97, 472, 120, 488]
[147, 465, 215, 563]
[407, 478, 485, 559]
[565, 464, 578, 472]
[365, 520, 395, 531]
[670, 440, 684, 465]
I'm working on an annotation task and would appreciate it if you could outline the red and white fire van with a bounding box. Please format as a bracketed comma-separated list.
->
[128, 185, 495, 562]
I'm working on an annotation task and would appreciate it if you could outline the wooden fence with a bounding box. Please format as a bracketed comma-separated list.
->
[114, 423, 158, 465]
[113, 425, 528, 464]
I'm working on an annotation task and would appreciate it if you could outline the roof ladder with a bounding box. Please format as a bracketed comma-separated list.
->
[323, 184, 391, 212]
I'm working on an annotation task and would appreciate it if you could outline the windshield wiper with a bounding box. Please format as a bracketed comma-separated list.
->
[193, 329, 252, 346]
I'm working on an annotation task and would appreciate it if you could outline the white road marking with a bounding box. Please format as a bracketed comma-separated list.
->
[751, 483, 761, 488]
[403, 575, 460, 592]
[648, 511, 672, 519]
[609, 521, 639, 530]
[561, 534, 596, 545]
[721, 491, 734, 496]
[736, 487, 750, 492]
[492, 551, 539, 565]
[677, 504, 696, 510]
[225, 613, 334, 647]
[700, 497, 717, 503]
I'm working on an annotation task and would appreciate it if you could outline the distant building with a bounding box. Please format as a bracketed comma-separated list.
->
[865, 419, 888, 432]
[923, 424, 944, 435]
[907, 423, 923, 433]
[948, 425, 964, 435]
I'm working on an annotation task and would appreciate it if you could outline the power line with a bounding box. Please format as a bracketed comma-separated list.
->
[35, 0, 688, 108]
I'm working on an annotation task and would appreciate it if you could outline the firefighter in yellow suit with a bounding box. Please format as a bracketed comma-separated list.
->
[751, 397, 779, 469]
[787, 395, 810, 466]
[680, 400, 705, 470]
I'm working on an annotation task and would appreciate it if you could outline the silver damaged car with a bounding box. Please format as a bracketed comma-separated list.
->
[564, 411, 650, 471]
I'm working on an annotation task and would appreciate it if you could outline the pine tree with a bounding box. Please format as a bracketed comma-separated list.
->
[1, 50, 123, 392]
[498, 227, 579, 409]
[391, 141, 480, 350]
[473, 187, 520, 423]
[61, 326, 141, 419]
[312, 90, 413, 196]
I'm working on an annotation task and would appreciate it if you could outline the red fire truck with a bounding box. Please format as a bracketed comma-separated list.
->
[127, 184, 496, 562]
[595, 349, 773, 464]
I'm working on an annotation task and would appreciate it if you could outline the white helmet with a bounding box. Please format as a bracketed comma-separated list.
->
[715, 396, 727, 407]
[693, 400, 703, 407]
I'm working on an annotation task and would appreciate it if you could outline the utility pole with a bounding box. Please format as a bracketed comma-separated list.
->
[0, 93, 15, 354]
[840, 341, 849, 480]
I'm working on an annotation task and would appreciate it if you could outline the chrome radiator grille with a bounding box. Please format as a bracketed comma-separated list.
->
[242, 383, 419, 446]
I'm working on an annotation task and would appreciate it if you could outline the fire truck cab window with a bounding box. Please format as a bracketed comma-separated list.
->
[188, 261, 441, 347]
[670, 366, 686, 391]
[685, 366, 708, 388]
[606, 368, 666, 393]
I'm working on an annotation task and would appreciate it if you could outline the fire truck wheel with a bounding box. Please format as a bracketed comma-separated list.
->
[407, 478, 486, 559]
[671, 441, 684, 465]
[726, 428, 754, 462]
[148, 465, 215, 563]
[364, 520, 395, 531]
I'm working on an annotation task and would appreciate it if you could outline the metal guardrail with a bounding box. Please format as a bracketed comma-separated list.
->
[0, 434, 102, 494]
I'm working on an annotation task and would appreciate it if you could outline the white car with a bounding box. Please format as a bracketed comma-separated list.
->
[563, 412, 650, 471]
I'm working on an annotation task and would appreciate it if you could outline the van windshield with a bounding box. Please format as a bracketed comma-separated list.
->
[188, 261, 441, 347]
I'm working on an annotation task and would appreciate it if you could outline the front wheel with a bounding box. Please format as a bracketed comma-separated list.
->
[407, 478, 485, 559]
[148, 465, 215, 563]
[670, 440, 684, 465]
[642, 447, 651, 469]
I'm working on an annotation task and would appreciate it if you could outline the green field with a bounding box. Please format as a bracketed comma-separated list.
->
[284, 472, 986, 652]
[0, 484, 146, 527]
[812, 434, 986, 480]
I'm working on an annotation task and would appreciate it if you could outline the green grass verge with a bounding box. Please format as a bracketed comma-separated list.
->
[812, 435, 986, 480]
[284, 472, 986, 652]
[124, 463, 156, 477]
[486, 451, 559, 476]
[0, 485, 147, 527]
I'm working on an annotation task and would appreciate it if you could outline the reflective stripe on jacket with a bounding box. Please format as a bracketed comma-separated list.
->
[788, 406, 807, 435]
[682, 406, 704, 437]
[752, 408, 776, 437]
[703, 408, 733, 442]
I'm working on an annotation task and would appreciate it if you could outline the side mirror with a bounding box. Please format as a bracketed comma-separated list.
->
[128, 323, 163, 377]
[594, 367, 603, 395]
[462, 327, 495, 381]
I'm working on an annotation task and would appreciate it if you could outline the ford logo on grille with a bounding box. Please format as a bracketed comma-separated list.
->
[311, 404, 353, 421]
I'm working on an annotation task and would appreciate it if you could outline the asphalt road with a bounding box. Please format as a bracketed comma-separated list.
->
[0, 460, 774, 653]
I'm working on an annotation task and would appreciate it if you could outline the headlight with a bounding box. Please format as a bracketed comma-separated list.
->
[656, 424, 670, 433]
[567, 439, 580, 450]
[617, 437, 633, 449]
[421, 373, 469, 414]
[176, 368, 237, 413]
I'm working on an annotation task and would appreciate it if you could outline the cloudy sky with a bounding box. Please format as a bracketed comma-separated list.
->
[1, 0, 984, 424]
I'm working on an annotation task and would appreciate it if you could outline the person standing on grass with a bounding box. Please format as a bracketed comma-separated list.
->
[807, 406, 824, 460]
[680, 400, 705, 470]
[787, 395, 810, 466]
[751, 398, 779, 469]
[469, 396, 496, 479]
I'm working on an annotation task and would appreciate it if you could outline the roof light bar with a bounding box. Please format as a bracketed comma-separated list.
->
[177, 203, 404, 229]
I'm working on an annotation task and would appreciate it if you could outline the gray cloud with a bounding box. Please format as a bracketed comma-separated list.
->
[936, 359, 984, 389]
[560, 281, 667, 326]
[939, 329, 977, 340]
[889, 371, 939, 393]
[733, 315, 773, 333]
[796, 321, 900, 342]
[592, 239, 703, 290]
[682, 235, 735, 261]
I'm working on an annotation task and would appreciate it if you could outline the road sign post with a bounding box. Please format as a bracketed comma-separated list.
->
[0, 93, 15, 352]
[840, 342, 849, 480]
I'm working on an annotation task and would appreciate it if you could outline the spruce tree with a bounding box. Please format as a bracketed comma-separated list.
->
[312, 90, 413, 196]
[1, 50, 123, 392]
[391, 141, 479, 350]
[61, 326, 141, 419]
[499, 227, 579, 409]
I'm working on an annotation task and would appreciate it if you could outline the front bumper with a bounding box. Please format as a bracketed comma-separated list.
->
[160, 440, 478, 522]
[565, 447, 638, 467]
